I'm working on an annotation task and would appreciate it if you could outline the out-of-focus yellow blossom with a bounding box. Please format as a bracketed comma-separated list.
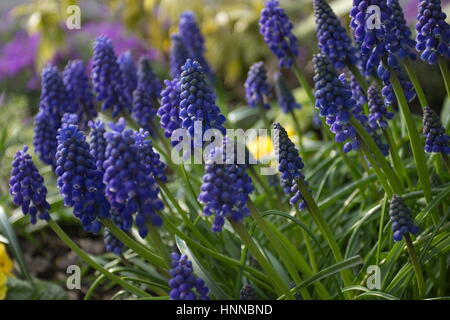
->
[0, 243, 13, 276]
[247, 126, 296, 160]
[0, 243, 13, 300]
[0, 271, 7, 299]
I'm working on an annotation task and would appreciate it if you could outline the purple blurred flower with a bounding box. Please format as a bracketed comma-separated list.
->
[0, 32, 39, 81]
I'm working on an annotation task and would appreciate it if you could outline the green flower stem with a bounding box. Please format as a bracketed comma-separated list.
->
[376, 195, 389, 266]
[389, 71, 436, 221]
[47, 220, 150, 297]
[163, 217, 269, 282]
[401, 59, 428, 108]
[158, 183, 215, 250]
[230, 221, 295, 299]
[438, 56, 450, 98]
[358, 147, 393, 196]
[404, 234, 426, 299]
[100, 218, 168, 270]
[289, 110, 304, 151]
[384, 129, 413, 188]
[147, 223, 171, 267]
[265, 222, 331, 299]
[349, 117, 403, 194]
[292, 62, 315, 105]
[294, 207, 318, 273]
[347, 62, 369, 93]
[247, 168, 279, 209]
[294, 178, 353, 290]
[247, 200, 311, 300]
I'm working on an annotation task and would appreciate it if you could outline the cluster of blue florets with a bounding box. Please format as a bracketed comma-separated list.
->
[245, 61, 271, 110]
[55, 124, 111, 232]
[179, 59, 226, 140]
[415, 0, 450, 64]
[103, 118, 164, 238]
[313, 54, 359, 152]
[422, 106, 450, 154]
[92, 35, 132, 117]
[272, 123, 307, 209]
[132, 56, 162, 133]
[198, 144, 254, 232]
[368, 85, 394, 130]
[169, 252, 210, 300]
[135, 129, 167, 182]
[313, 0, 358, 70]
[117, 50, 138, 98]
[63, 60, 97, 130]
[9, 146, 51, 224]
[389, 194, 419, 241]
[259, 0, 299, 68]
[157, 79, 183, 145]
[179, 12, 213, 78]
[350, 0, 416, 104]
[170, 34, 191, 79]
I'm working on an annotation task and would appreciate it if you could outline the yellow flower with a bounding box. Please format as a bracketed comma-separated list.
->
[247, 125, 296, 160]
[0, 243, 13, 276]
[0, 271, 7, 300]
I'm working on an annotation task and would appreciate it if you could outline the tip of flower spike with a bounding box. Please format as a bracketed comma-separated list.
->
[94, 35, 112, 49]
[41, 64, 58, 78]
[180, 11, 196, 21]
[89, 119, 105, 130]
[109, 117, 127, 133]
[181, 59, 202, 73]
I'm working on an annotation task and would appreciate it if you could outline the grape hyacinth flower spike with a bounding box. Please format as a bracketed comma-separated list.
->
[63, 60, 97, 129]
[422, 106, 450, 154]
[135, 129, 167, 182]
[389, 194, 419, 241]
[415, 0, 450, 64]
[9, 146, 51, 224]
[132, 56, 162, 133]
[157, 79, 182, 145]
[179, 12, 213, 78]
[91, 35, 132, 117]
[179, 59, 226, 142]
[39, 64, 78, 122]
[313, 54, 359, 153]
[170, 34, 191, 79]
[368, 85, 394, 130]
[117, 50, 138, 98]
[198, 144, 254, 232]
[55, 123, 111, 233]
[169, 252, 209, 300]
[245, 61, 271, 110]
[33, 110, 59, 167]
[313, 0, 358, 70]
[274, 72, 301, 114]
[272, 123, 307, 209]
[388, 0, 417, 60]
[89, 120, 107, 171]
[103, 118, 164, 237]
[259, 0, 299, 68]
[350, 0, 416, 104]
